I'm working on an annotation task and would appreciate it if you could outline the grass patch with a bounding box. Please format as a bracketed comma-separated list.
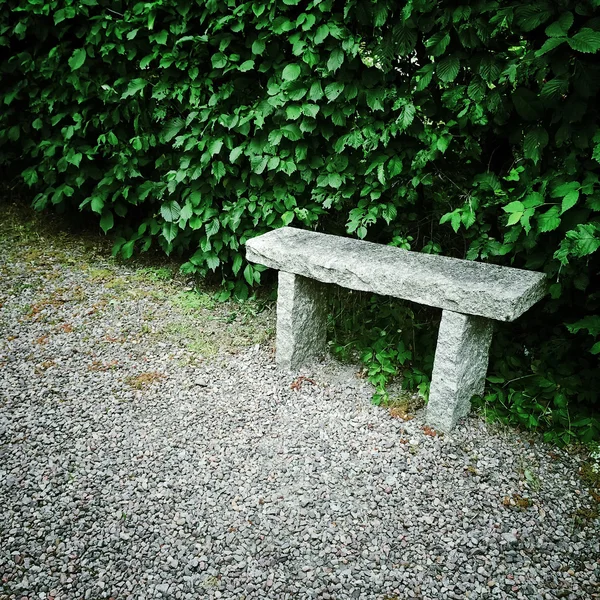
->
[159, 322, 219, 357]
[132, 266, 174, 283]
[87, 267, 116, 282]
[170, 289, 216, 312]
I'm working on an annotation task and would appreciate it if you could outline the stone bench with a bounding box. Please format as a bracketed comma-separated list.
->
[245, 227, 547, 431]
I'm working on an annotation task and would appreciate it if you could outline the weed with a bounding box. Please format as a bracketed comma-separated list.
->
[580, 461, 600, 489]
[88, 360, 119, 372]
[105, 277, 130, 291]
[328, 288, 437, 407]
[35, 360, 56, 374]
[383, 392, 422, 421]
[502, 494, 531, 509]
[290, 376, 316, 391]
[125, 372, 166, 390]
[517, 456, 542, 492]
[573, 506, 599, 528]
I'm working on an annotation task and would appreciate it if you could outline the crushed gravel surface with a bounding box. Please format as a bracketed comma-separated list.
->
[1, 205, 599, 600]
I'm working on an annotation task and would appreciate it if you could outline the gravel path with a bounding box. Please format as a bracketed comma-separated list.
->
[1, 205, 599, 600]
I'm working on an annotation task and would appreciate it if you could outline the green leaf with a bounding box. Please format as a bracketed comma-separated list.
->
[154, 30, 168, 45]
[536, 37, 566, 56]
[562, 223, 600, 258]
[541, 78, 568, 100]
[436, 56, 460, 83]
[232, 253, 243, 275]
[163, 118, 185, 142]
[561, 190, 580, 214]
[162, 222, 177, 244]
[282, 63, 302, 81]
[425, 32, 450, 57]
[467, 78, 486, 102]
[281, 211, 295, 226]
[568, 29, 600, 53]
[121, 78, 148, 99]
[211, 53, 227, 68]
[213, 161, 226, 181]
[436, 135, 452, 153]
[314, 24, 329, 45]
[100, 211, 114, 233]
[206, 253, 220, 271]
[67, 152, 82, 167]
[523, 127, 549, 164]
[328, 173, 342, 188]
[161, 200, 182, 222]
[365, 89, 384, 111]
[121, 240, 135, 259]
[281, 124, 302, 141]
[537, 206, 561, 232]
[91, 197, 104, 214]
[252, 39, 266, 55]
[309, 81, 324, 101]
[551, 181, 579, 198]
[503, 201, 525, 214]
[325, 82, 344, 101]
[205, 218, 220, 239]
[239, 60, 254, 72]
[566, 315, 600, 337]
[229, 147, 244, 163]
[398, 103, 415, 130]
[243, 264, 254, 286]
[68, 49, 87, 71]
[512, 88, 542, 120]
[415, 64, 435, 91]
[208, 138, 223, 156]
[507, 211, 523, 226]
[545, 12, 573, 37]
[286, 105, 302, 120]
[327, 49, 344, 72]
[179, 203, 193, 223]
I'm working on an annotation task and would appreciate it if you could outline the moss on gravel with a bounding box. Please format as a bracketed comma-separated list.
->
[0, 198, 275, 358]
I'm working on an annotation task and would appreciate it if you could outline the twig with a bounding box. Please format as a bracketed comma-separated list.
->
[106, 8, 125, 18]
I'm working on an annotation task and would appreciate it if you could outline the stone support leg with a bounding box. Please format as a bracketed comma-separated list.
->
[426, 310, 494, 432]
[276, 271, 327, 371]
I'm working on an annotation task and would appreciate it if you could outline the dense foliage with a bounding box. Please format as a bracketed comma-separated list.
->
[1, 0, 599, 443]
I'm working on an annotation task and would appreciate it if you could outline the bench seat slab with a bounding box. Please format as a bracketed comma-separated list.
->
[276, 272, 327, 370]
[426, 310, 494, 431]
[246, 227, 547, 322]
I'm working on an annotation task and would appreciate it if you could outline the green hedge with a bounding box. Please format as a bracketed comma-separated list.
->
[1, 0, 599, 442]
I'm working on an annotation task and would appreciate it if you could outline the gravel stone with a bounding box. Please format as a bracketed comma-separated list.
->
[1, 218, 599, 600]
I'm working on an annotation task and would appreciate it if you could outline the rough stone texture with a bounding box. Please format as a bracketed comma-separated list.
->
[276, 271, 327, 371]
[246, 227, 548, 322]
[426, 310, 494, 431]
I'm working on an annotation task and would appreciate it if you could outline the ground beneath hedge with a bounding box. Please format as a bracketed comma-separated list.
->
[1, 201, 599, 600]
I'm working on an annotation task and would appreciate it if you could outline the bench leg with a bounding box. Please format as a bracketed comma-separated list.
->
[426, 310, 494, 432]
[276, 271, 327, 371]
